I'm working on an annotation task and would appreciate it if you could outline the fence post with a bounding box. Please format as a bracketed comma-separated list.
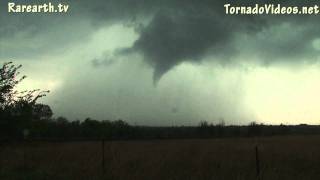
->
[255, 145, 260, 177]
[0, 140, 3, 172]
[102, 139, 105, 171]
[23, 129, 29, 172]
[23, 140, 25, 169]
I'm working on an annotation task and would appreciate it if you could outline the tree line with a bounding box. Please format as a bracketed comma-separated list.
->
[1, 62, 320, 141]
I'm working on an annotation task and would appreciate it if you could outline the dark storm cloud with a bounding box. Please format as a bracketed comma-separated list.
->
[102, 0, 320, 82]
[129, 8, 265, 83]
[1, 0, 320, 81]
[252, 24, 320, 65]
[0, 1, 93, 59]
[92, 58, 115, 67]
[126, 2, 320, 82]
[91, 54, 116, 67]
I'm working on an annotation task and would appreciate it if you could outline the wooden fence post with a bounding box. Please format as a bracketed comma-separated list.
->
[255, 145, 260, 177]
[22, 129, 29, 171]
[0, 140, 3, 172]
[102, 139, 105, 171]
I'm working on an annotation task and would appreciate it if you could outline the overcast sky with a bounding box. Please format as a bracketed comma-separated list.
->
[1, 0, 320, 125]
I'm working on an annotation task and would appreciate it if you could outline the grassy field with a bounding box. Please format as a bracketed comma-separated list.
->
[1, 135, 320, 180]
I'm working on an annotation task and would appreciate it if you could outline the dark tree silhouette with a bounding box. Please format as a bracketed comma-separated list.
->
[33, 104, 53, 120]
[0, 62, 50, 138]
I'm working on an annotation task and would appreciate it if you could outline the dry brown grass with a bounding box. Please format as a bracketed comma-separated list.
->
[1, 135, 320, 180]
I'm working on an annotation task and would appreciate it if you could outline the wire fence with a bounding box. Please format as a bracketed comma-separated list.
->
[0, 138, 265, 180]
